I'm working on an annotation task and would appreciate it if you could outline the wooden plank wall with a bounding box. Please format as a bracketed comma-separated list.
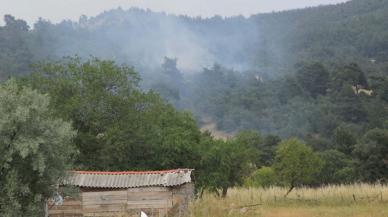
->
[127, 187, 172, 217]
[127, 187, 173, 209]
[81, 187, 173, 217]
[48, 198, 82, 217]
[170, 183, 194, 217]
[49, 186, 191, 217]
[82, 190, 127, 216]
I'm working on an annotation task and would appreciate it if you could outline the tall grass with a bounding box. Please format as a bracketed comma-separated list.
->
[190, 184, 388, 217]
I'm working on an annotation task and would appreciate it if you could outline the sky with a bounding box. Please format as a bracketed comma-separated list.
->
[0, 0, 350, 26]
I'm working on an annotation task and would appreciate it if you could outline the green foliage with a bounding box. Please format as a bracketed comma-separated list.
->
[333, 125, 357, 155]
[317, 150, 356, 184]
[273, 139, 323, 189]
[332, 64, 368, 90]
[354, 128, 388, 182]
[295, 62, 330, 98]
[149, 57, 183, 106]
[245, 167, 277, 188]
[260, 135, 281, 166]
[233, 131, 262, 166]
[198, 134, 256, 197]
[0, 15, 33, 80]
[0, 79, 76, 216]
[21, 57, 202, 171]
[233, 131, 280, 167]
[370, 75, 388, 103]
[0, 0, 388, 190]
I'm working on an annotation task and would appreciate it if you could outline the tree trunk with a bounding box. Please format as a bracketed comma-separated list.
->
[44, 200, 48, 217]
[221, 187, 228, 198]
[284, 185, 294, 198]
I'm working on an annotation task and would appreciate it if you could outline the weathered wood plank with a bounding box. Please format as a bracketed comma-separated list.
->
[82, 190, 127, 197]
[83, 209, 125, 213]
[82, 190, 127, 206]
[83, 212, 128, 217]
[48, 209, 82, 214]
[49, 200, 81, 206]
[82, 194, 127, 200]
[127, 191, 172, 201]
[49, 214, 82, 217]
[83, 204, 126, 209]
[83, 199, 127, 206]
[127, 200, 173, 209]
[50, 205, 82, 210]
[127, 187, 169, 192]
[48, 198, 83, 216]
[82, 195, 127, 202]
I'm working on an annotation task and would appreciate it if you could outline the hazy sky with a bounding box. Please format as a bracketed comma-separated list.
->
[1, 0, 349, 26]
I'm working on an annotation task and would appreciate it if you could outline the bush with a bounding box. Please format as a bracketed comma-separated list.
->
[245, 167, 277, 188]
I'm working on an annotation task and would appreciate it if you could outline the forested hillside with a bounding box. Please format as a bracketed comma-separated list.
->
[2, 0, 388, 76]
[0, 0, 387, 153]
[1, 0, 388, 214]
[0, 0, 387, 146]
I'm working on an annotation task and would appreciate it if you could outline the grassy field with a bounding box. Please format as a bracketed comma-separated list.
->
[189, 184, 388, 217]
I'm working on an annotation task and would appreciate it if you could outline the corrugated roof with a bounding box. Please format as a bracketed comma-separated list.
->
[63, 169, 193, 188]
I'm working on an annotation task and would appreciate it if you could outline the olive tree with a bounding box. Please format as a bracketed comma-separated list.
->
[0, 79, 76, 217]
[197, 133, 256, 197]
[273, 138, 323, 197]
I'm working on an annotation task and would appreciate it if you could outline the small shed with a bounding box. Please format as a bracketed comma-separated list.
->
[48, 169, 194, 217]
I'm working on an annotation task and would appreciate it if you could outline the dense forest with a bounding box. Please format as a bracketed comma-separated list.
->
[1, 0, 388, 215]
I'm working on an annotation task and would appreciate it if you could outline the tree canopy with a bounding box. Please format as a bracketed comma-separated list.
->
[0, 79, 76, 216]
[21, 57, 202, 171]
[273, 139, 323, 196]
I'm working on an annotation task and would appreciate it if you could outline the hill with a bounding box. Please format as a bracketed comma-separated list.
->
[0, 0, 388, 139]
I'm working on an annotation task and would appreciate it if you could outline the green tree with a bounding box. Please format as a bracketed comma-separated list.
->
[295, 62, 330, 98]
[273, 138, 323, 196]
[150, 57, 184, 106]
[0, 15, 33, 80]
[261, 135, 281, 166]
[245, 167, 277, 188]
[233, 131, 280, 167]
[317, 150, 356, 184]
[0, 79, 76, 217]
[198, 134, 255, 197]
[332, 124, 357, 155]
[22, 57, 202, 171]
[354, 128, 388, 182]
[233, 131, 262, 167]
[370, 75, 388, 103]
[332, 63, 368, 90]
[333, 84, 368, 123]
[161, 57, 183, 80]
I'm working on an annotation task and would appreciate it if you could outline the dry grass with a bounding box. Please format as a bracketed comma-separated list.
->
[190, 184, 388, 217]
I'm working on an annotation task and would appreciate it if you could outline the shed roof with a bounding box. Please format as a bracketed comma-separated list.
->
[63, 169, 193, 189]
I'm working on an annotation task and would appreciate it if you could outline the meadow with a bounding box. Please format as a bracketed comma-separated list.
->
[189, 184, 388, 217]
